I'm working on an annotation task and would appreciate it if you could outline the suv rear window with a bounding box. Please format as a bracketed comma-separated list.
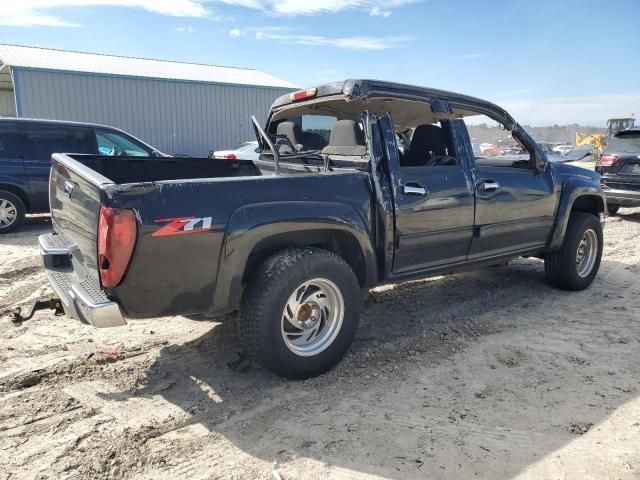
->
[607, 132, 640, 153]
[20, 125, 95, 160]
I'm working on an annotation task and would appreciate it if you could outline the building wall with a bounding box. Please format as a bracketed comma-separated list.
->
[12, 68, 292, 156]
[0, 89, 16, 116]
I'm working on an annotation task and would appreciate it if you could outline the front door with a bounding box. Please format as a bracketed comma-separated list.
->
[390, 120, 475, 274]
[461, 117, 557, 259]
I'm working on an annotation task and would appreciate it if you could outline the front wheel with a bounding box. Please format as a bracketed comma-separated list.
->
[239, 247, 361, 379]
[545, 212, 603, 290]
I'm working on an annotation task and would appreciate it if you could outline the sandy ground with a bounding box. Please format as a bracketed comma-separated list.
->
[1, 190, 640, 479]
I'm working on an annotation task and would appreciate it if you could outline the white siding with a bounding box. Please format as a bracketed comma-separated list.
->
[13, 69, 291, 156]
[0, 89, 15, 116]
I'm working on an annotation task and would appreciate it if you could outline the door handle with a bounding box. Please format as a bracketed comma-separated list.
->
[403, 184, 428, 196]
[478, 181, 500, 192]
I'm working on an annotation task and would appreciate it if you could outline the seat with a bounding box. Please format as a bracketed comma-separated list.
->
[403, 124, 453, 167]
[275, 121, 303, 154]
[321, 120, 367, 157]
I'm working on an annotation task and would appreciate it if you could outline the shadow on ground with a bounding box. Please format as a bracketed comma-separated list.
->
[100, 257, 640, 479]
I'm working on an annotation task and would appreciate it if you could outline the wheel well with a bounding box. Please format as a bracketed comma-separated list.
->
[571, 195, 604, 217]
[0, 184, 30, 211]
[242, 230, 368, 287]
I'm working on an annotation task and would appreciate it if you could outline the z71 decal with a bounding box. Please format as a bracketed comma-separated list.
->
[152, 216, 213, 237]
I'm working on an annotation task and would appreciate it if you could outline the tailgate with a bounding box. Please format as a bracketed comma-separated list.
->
[49, 153, 113, 280]
[42, 153, 125, 327]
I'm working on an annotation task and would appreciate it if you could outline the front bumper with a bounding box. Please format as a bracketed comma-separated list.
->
[39, 233, 126, 328]
[603, 188, 640, 207]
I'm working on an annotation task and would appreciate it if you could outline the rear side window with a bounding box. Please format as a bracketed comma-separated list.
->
[20, 125, 95, 160]
[607, 133, 640, 153]
[95, 129, 150, 156]
[0, 124, 19, 158]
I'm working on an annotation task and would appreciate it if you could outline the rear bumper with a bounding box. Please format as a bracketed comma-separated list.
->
[39, 233, 126, 328]
[603, 188, 640, 207]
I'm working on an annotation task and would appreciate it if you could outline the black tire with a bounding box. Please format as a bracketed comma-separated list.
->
[0, 190, 26, 234]
[239, 247, 361, 379]
[607, 204, 620, 216]
[545, 212, 603, 291]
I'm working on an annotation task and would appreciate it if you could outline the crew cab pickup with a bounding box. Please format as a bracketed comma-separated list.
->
[38, 79, 605, 378]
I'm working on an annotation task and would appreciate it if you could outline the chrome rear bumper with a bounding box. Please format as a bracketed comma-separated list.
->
[39, 233, 126, 328]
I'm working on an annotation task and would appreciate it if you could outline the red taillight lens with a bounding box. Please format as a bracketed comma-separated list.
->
[97, 206, 137, 288]
[600, 154, 619, 166]
[600, 183, 609, 190]
[223, 153, 237, 159]
[289, 87, 317, 102]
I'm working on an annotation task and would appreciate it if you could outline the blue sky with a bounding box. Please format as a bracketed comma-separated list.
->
[1, 0, 639, 126]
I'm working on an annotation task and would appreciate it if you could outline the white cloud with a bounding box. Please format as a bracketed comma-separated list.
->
[218, 0, 417, 16]
[370, 6, 392, 17]
[176, 25, 197, 32]
[500, 92, 640, 127]
[231, 27, 412, 49]
[0, 0, 212, 27]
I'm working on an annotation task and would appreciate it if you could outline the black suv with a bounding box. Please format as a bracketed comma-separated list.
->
[0, 118, 165, 233]
[597, 127, 640, 215]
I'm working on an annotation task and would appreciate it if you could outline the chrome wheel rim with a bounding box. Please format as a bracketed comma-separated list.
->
[281, 278, 344, 357]
[0, 199, 17, 228]
[576, 229, 598, 278]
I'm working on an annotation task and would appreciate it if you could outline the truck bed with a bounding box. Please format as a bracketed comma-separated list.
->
[46, 152, 375, 323]
[70, 155, 263, 184]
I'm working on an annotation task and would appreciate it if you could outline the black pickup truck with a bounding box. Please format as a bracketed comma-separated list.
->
[37, 79, 605, 379]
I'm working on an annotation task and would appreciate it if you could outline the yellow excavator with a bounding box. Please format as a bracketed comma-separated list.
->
[575, 117, 635, 154]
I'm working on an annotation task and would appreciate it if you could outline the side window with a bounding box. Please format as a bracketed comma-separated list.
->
[95, 129, 150, 156]
[463, 115, 532, 168]
[20, 125, 95, 160]
[0, 124, 19, 159]
[399, 120, 458, 168]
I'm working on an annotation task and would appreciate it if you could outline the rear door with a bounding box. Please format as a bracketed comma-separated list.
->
[388, 119, 475, 273]
[19, 123, 96, 212]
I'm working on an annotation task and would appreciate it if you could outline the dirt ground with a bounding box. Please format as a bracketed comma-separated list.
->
[1, 180, 640, 479]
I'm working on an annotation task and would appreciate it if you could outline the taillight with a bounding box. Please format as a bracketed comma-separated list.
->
[600, 154, 619, 166]
[289, 87, 317, 102]
[97, 206, 137, 288]
[600, 183, 609, 190]
[223, 153, 236, 159]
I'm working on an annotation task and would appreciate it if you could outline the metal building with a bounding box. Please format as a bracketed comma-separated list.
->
[0, 44, 296, 156]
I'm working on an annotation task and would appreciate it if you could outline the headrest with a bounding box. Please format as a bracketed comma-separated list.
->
[275, 121, 303, 153]
[321, 120, 367, 156]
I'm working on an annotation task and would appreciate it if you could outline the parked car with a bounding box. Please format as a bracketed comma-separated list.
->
[211, 141, 260, 160]
[35, 79, 605, 379]
[0, 118, 165, 233]
[596, 127, 640, 215]
[552, 143, 575, 155]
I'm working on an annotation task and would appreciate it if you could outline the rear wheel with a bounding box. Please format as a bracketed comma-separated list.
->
[607, 204, 620, 216]
[545, 212, 602, 290]
[0, 190, 26, 234]
[239, 247, 361, 379]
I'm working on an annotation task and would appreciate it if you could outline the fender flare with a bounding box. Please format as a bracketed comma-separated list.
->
[208, 201, 377, 315]
[548, 177, 605, 251]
